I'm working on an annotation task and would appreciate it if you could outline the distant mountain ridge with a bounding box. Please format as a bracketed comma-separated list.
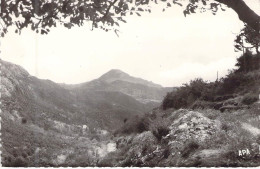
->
[1, 60, 174, 131]
[99, 69, 162, 88]
[67, 69, 174, 105]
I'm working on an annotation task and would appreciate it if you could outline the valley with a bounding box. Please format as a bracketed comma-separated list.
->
[0, 59, 172, 166]
[1, 59, 260, 167]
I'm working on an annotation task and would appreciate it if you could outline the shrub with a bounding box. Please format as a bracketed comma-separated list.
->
[152, 125, 170, 141]
[217, 71, 255, 95]
[115, 116, 150, 135]
[162, 78, 211, 110]
[136, 118, 150, 133]
[242, 93, 258, 105]
[150, 116, 170, 141]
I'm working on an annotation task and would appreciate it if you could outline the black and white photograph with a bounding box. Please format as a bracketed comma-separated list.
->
[1, 0, 260, 167]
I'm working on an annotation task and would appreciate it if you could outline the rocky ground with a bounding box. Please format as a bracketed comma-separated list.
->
[99, 102, 260, 167]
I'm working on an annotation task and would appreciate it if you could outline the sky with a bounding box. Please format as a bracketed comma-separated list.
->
[1, 0, 260, 87]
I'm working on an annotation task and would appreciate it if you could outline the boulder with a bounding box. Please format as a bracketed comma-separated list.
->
[167, 110, 218, 149]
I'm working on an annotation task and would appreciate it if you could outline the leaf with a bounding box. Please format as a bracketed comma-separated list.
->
[172, 1, 182, 6]
[64, 23, 73, 29]
[183, 10, 189, 17]
[19, 4, 23, 11]
[41, 29, 47, 34]
[167, 3, 171, 7]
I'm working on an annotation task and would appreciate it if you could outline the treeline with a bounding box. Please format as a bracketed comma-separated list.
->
[162, 51, 260, 110]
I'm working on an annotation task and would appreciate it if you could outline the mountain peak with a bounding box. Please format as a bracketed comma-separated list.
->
[99, 69, 129, 81]
[98, 69, 162, 88]
[107, 69, 128, 75]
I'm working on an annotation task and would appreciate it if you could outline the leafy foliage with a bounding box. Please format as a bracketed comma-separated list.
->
[235, 51, 260, 73]
[162, 78, 215, 109]
[162, 53, 260, 110]
[0, 0, 227, 37]
[234, 24, 260, 54]
[150, 116, 170, 141]
[114, 115, 150, 135]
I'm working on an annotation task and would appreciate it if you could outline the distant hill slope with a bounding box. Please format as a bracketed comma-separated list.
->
[1, 60, 152, 131]
[1, 59, 175, 167]
[1, 60, 173, 131]
[99, 69, 162, 88]
[67, 69, 174, 105]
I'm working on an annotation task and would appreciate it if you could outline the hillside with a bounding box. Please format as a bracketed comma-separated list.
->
[2, 57, 260, 167]
[99, 69, 161, 88]
[99, 105, 260, 167]
[1, 60, 154, 131]
[64, 69, 174, 105]
[1, 59, 170, 166]
[98, 60, 260, 167]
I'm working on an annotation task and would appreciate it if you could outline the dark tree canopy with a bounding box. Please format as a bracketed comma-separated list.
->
[235, 50, 260, 72]
[0, 0, 259, 37]
[235, 24, 260, 54]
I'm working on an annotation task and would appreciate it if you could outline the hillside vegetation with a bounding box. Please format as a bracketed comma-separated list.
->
[1, 52, 260, 167]
[162, 52, 260, 111]
[106, 52, 260, 167]
[1, 59, 169, 167]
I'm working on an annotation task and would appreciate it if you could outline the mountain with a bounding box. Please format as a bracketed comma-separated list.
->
[1, 60, 153, 131]
[68, 69, 174, 105]
[99, 69, 162, 88]
[1, 59, 175, 166]
[1, 60, 174, 132]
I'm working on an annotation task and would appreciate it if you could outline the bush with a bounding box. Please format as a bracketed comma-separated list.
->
[242, 93, 258, 105]
[115, 116, 150, 135]
[162, 78, 214, 110]
[152, 125, 170, 141]
[150, 116, 170, 141]
[217, 70, 256, 95]
[136, 118, 150, 133]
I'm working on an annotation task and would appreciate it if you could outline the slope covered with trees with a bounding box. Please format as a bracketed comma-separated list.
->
[104, 53, 260, 167]
[162, 52, 260, 111]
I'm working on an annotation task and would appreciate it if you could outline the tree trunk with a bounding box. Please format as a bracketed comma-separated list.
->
[215, 0, 260, 33]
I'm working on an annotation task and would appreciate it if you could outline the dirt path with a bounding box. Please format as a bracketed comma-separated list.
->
[241, 123, 260, 136]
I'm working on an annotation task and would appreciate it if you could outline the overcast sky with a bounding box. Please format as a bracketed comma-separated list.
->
[1, 0, 260, 87]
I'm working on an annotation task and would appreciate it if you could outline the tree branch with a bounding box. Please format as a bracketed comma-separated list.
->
[215, 0, 260, 33]
[98, 0, 118, 22]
